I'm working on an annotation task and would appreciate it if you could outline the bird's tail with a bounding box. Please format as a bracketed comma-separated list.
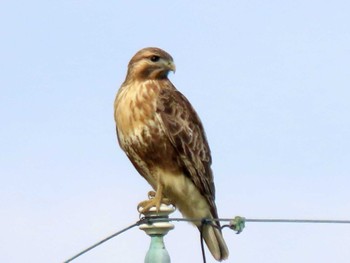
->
[200, 222, 229, 261]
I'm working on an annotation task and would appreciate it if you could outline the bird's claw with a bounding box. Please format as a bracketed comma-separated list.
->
[137, 191, 172, 214]
[147, 191, 156, 199]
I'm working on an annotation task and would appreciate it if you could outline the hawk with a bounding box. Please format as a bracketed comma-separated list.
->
[114, 47, 229, 261]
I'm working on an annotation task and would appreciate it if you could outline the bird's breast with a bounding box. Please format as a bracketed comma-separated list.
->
[114, 81, 160, 138]
[114, 80, 179, 172]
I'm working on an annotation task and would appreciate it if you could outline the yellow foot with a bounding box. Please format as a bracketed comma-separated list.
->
[138, 190, 172, 213]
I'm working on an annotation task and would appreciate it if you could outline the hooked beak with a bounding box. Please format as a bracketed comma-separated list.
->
[167, 61, 176, 73]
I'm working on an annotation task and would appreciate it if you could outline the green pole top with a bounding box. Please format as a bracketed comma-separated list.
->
[139, 204, 176, 263]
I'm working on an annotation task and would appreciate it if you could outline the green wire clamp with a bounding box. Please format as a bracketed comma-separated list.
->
[229, 216, 246, 234]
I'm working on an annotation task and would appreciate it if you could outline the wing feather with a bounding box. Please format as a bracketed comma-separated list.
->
[156, 86, 218, 217]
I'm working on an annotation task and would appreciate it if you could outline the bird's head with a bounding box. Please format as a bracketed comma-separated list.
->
[125, 47, 176, 82]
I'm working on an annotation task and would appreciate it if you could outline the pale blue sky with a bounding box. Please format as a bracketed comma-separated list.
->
[1, 1, 350, 262]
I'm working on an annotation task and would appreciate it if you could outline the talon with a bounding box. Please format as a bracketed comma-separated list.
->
[161, 197, 172, 206]
[138, 198, 161, 213]
[137, 201, 148, 211]
[148, 191, 156, 199]
[137, 188, 172, 214]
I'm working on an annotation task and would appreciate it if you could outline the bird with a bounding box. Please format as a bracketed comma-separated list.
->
[114, 47, 229, 261]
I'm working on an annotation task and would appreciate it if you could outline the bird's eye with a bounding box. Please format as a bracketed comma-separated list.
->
[150, 55, 160, 62]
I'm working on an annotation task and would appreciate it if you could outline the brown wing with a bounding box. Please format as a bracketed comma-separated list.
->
[156, 86, 218, 218]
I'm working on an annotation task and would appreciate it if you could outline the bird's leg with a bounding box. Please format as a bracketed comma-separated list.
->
[138, 179, 172, 213]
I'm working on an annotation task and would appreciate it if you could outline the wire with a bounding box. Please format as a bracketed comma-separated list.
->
[243, 218, 350, 224]
[145, 217, 350, 224]
[63, 216, 350, 262]
[199, 221, 207, 263]
[63, 220, 143, 263]
[195, 217, 350, 263]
